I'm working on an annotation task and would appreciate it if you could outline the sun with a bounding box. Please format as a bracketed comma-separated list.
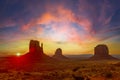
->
[16, 53, 21, 57]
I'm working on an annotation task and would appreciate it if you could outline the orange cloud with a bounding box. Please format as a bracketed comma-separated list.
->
[21, 6, 96, 44]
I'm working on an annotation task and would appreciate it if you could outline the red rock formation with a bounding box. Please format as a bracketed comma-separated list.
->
[29, 40, 43, 55]
[52, 48, 68, 60]
[89, 44, 118, 60]
[8, 40, 54, 70]
[94, 44, 109, 57]
[55, 48, 62, 55]
[22, 40, 53, 62]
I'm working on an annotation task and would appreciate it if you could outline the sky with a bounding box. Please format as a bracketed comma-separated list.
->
[0, 0, 120, 56]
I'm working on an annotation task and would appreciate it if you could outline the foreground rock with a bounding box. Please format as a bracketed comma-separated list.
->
[52, 48, 68, 60]
[89, 44, 118, 60]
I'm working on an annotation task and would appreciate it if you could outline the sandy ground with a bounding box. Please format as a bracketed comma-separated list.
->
[0, 59, 120, 80]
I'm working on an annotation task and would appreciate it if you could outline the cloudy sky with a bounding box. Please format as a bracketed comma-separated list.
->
[0, 0, 120, 56]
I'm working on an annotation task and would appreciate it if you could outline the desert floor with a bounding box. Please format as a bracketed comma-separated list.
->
[0, 59, 120, 80]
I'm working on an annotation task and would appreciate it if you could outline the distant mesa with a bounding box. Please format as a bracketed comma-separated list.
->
[55, 48, 62, 55]
[89, 44, 118, 60]
[52, 48, 68, 60]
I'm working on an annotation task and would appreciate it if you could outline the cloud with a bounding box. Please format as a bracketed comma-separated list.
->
[1, 0, 120, 45]
[21, 5, 95, 44]
[0, 18, 16, 28]
[0, 0, 120, 54]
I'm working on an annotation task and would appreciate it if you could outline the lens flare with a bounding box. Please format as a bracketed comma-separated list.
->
[16, 53, 21, 56]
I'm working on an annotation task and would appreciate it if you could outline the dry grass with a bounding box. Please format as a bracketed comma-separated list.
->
[0, 59, 120, 80]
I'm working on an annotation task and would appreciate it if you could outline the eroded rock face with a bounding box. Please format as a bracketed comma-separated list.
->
[52, 48, 68, 60]
[22, 40, 54, 62]
[94, 44, 109, 57]
[29, 40, 43, 54]
[10, 40, 54, 69]
[55, 48, 62, 56]
[89, 44, 118, 60]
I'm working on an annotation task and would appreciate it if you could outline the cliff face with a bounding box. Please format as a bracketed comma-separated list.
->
[94, 44, 109, 57]
[55, 48, 62, 56]
[29, 40, 43, 54]
[89, 44, 118, 60]
[52, 48, 68, 60]
[9, 40, 54, 70]
[22, 40, 53, 62]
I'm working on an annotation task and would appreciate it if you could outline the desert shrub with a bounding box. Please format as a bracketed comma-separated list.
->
[114, 62, 120, 66]
[81, 65, 85, 68]
[72, 74, 90, 80]
[72, 67, 80, 72]
[24, 72, 31, 76]
[110, 66, 116, 71]
[104, 72, 113, 78]
[72, 74, 84, 80]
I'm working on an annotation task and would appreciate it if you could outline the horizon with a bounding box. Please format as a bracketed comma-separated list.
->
[0, 0, 120, 56]
[0, 51, 120, 57]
